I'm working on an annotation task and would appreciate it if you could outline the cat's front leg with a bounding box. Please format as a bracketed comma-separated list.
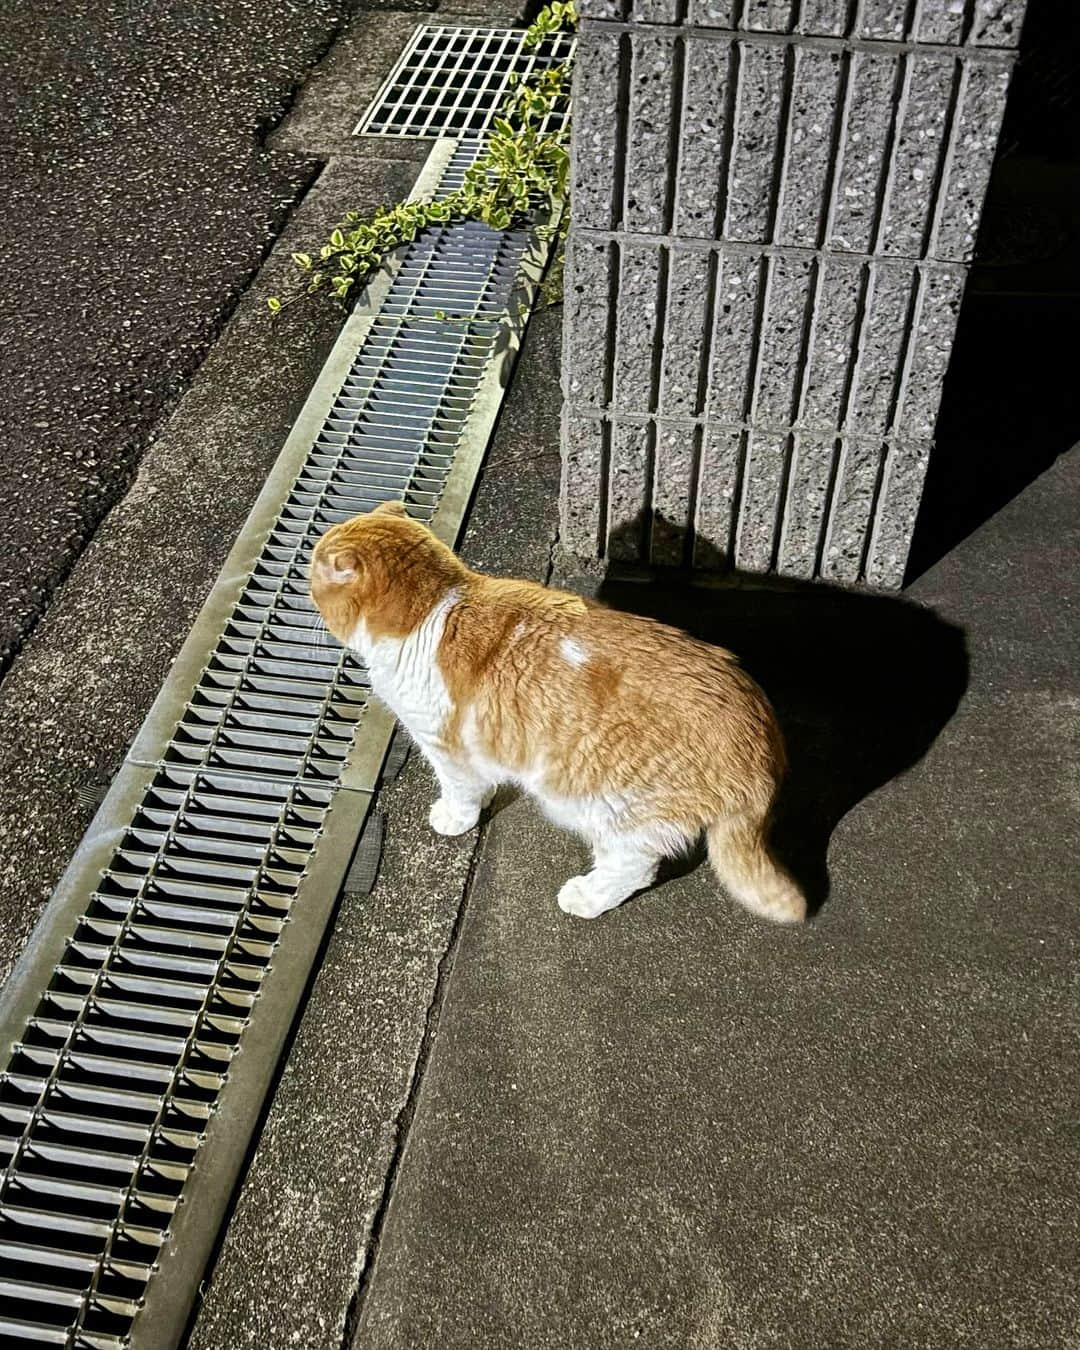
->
[558, 835, 661, 920]
[424, 749, 494, 837]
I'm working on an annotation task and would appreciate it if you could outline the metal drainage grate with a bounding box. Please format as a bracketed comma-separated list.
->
[0, 130, 555, 1349]
[131, 140, 530, 793]
[355, 24, 574, 139]
[0, 768, 330, 1347]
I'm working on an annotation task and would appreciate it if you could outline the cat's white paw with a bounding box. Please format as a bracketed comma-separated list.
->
[557, 875, 618, 920]
[429, 797, 479, 837]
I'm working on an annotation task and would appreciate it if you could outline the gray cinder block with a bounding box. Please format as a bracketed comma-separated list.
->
[844, 261, 917, 437]
[864, 440, 934, 588]
[560, 0, 1027, 587]
[820, 436, 886, 583]
[607, 419, 653, 560]
[613, 243, 663, 414]
[858, 0, 915, 41]
[659, 246, 713, 418]
[702, 247, 763, 423]
[674, 37, 733, 236]
[631, 0, 681, 24]
[625, 31, 679, 233]
[751, 252, 815, 428]
[970, 0, 1026, 46]
[561, 234, 612, 408]
[913, 0, 968, 46]
[893, 266, 967, 440]
[797, 255, 864, 431]
[723, 41, 787, 242]
[825, 51, 900, 255]
[736, 429, 789, 572]
[878, 54, 956, 259]
[742, 0, 797, 34]
[560, 412, 606, 557]
[569, 27, 623, 231]
[652, 421, 699, 565]
[930, 59, 1015, 263]
[686, 0, 739, 26]
[777, 431, 840, 578]
[694, 424, 744, 563]
[797, 1, 850, 37]
[774, 46, 845, 249]
[575, 1, 629, 20]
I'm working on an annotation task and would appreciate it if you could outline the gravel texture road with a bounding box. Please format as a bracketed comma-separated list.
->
[0, 0, 354, 672]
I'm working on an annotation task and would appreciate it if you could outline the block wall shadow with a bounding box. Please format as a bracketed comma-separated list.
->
[908, 289, 1080, 581]
[908, 0, 1080, 579]
[594, 556, 969, 914]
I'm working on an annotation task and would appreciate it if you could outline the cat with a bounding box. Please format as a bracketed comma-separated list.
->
[311, 500, 805, 923]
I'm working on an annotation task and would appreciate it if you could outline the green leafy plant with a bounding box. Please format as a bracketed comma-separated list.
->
[268, 1, 577, 317]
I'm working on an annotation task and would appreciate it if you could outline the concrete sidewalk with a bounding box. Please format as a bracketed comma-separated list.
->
[342, 452, 1080, 1347]
[196, 411, 1080, 1347]
[0, 3, 1074, 1345]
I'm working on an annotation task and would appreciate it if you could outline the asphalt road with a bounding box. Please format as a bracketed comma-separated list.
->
[0, 0, 353, 673]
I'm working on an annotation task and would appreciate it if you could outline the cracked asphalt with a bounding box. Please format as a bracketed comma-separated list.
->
[0, 0, 355, 673]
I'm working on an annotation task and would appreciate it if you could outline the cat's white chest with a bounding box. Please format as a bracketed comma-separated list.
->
[348, 590, 458, 747]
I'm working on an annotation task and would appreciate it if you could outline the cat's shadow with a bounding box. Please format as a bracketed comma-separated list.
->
[581, 565, 970, 916]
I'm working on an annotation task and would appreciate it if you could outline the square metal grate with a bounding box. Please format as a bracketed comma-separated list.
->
[355, 24, 575, 139]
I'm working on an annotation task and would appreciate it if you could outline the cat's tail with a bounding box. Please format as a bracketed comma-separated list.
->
[706, 812, 806, 924]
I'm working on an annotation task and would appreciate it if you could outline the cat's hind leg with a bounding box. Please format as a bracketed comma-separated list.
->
[557, 834, 662, 920]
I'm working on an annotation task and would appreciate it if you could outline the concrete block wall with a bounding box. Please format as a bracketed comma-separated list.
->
[560, 0, 1026, 586]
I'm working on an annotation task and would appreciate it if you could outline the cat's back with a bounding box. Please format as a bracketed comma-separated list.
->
[465, 582, 781, 797]
[456, 577, 768, 720]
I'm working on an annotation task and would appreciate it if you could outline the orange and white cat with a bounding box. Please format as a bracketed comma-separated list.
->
[311, 501, 804, 923]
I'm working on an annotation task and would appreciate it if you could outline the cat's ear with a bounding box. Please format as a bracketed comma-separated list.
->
[321, 546, 360, 584]
[372, 499, 408, 518]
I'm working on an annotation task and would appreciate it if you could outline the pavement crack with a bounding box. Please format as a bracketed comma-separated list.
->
[340, 822, 488, 1349]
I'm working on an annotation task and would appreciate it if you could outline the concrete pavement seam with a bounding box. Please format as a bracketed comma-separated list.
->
[340, 815, 490, 1349]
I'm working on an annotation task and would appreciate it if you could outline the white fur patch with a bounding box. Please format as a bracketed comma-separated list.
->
[313, 555, 356, 585]
[560, 636, 588, 668]
[349, 588, 460, 746]
[538, 789, 635, 840]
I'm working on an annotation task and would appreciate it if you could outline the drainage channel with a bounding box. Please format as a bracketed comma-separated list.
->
[0, 23, 568, 1344]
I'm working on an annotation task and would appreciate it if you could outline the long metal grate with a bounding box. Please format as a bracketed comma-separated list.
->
[0, 767, 326, 1346]
[355, 24, 574, 138]
[0, 129, 551, 1348]
[147, 147, 526, 790]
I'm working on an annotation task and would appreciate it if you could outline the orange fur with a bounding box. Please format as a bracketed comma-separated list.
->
[312, 503, 805, 923]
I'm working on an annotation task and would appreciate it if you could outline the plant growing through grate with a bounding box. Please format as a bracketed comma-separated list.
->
[271, 2, 577, 314]
[0, 135, 546, 1348]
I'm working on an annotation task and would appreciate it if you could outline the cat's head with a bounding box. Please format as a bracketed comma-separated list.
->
[310, 500, 464, 645]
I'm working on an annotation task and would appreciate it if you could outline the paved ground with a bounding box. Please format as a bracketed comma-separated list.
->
[0, 0, 360, 674]
[191, 363, 1079, 1348]
[345, 448, 1080, 1350]
[0, 2, 1077, 1347]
